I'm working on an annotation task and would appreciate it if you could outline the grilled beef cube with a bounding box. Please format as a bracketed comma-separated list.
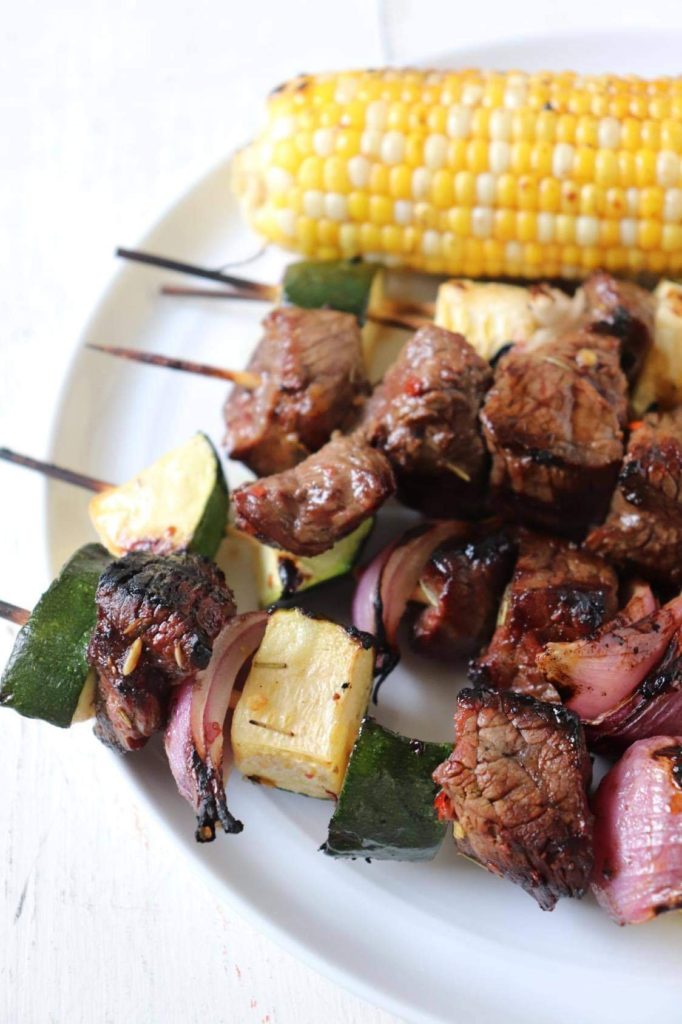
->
[481, 329, 627, 535]
[224, 307, 368, 476]
[618, 409, 682, 516]
[433, 687, 593, 911]
[411, 531, 516, 660]
[582, 270, 654, 383]
[587, 410, 682, 588]
[362, 325, 492, 517]
[88, 551, 235, 752]
[471, 533, 618, 701]
[232, 433, 395, 557]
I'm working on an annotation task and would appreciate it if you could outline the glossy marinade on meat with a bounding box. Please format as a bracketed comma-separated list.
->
[479, 272, 655, 536]
[411, 530, 516, 660]
[232, 433, 395, 557]
[586, 408, 682, 588]
[87, 551, 235, 751]
[362, 325, 492, 518]
[223, 307, 368, 476]
[481, 329, 628, 535]
[582, 271, 654, 383]
[471, 532, 618, 701]
[433, 687, 593, 911]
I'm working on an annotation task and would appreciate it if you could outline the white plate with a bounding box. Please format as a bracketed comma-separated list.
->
[47, 32, 682, 1024]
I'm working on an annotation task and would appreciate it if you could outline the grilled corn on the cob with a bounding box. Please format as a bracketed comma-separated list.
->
[234, 68, 682, 279]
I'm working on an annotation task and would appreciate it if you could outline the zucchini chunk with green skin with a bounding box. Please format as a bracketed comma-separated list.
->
[281, 260, 382, 323]
[231, 608, 374, 798]
[253, 518, 374, 606]
[323, 718, 451, 861]
[89, 433, 228, 559]
[0, 544, 111, 727]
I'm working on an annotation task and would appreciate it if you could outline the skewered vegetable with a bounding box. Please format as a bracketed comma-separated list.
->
[234, 68, 682, 280]
[239, 518, 374, 607]
[231, 608, 374, 798]
[0, 544, 111, 727]
[89, 433, 228, 558]
[434, 279, 583, 361]
[323, 717, 451, 860]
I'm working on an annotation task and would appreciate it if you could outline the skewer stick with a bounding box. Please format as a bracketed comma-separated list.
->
[87, 344, 261, 389]
[159, 284, 429, 331]
[116, 247, 278, 301]
[0, 600, 30, 626]
[0, 448, 111, 492]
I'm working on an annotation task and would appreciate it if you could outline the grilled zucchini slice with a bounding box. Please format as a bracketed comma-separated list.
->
[89, 433, 228, 559]
[231, 608, 374, 798]
[0, 544, 111, 727]
[254, 518, 373, 606]
[323, 718, 451, 861]
[281, 259, 382, 323]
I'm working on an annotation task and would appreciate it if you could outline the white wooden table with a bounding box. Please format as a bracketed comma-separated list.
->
[2, 3, 681, 1021]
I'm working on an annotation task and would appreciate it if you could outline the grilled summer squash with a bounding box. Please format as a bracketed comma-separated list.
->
[89, 433, 228, 559]
[324, 718, 451, 860]
[231, 608, 374, 797]
[0, 544, 111, 727]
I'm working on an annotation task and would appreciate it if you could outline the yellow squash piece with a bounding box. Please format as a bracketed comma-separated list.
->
[231, 608, 374, 798]
[632, 280, 682, 415]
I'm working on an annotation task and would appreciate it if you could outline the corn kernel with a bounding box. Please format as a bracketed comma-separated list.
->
[369, 163, 390, 193]
[493, 209, 517, 241]
[431, 169, 454, 207]
[454, 170, 476, 205]
[369, 195, 392, 225]
[662, 224, 682, 251]
[339, 223, 359, 252]
[517, 176, 538, 210]
[404, 134, 423, 166]
[496, 172, 517, 208]
[539, 177, 561, 212]
[323, 157, 349, 192]
[636, 150, 657, 187]
[511, 141, 532, 174]
[575, 116, 598, 147]
[556, 214, 575, 244]
[517, 211, 537, 242]
[359, 222, 382, 251]
[595, 150, 619, 187]
[348, 191, 369, 221]
[449, 208, 471, 237]
[621, 118, 641, 150]
[389, 165, 412, 199]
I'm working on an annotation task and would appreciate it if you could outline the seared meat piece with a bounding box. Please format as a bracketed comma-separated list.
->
[224, 307, 368, 476]
[586, 410, 682, 587]
[232, 433, 395, 557]
[433, 687, 593, 911]
[362, 325, 492, 517]
[88, 551, 235, 752]
[618, 408, 682, 514]
[592, 737, 682, 924]
[481, 329, 628, 535]
[471, 533, 618, 701]
[411, 530, 516, 660]
[582, 270, 654, 383]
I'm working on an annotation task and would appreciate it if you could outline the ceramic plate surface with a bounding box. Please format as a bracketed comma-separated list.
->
[47, 30, 682, 1024]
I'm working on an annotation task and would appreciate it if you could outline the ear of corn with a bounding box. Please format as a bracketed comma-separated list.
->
[233, 69, 682, 279]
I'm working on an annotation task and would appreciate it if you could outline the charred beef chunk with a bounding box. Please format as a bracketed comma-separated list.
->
[411, 531, 516, 660]
[481, 329, 627, 535]
[232, 433, 395, 557]
[433, 687, 593, 911]
[88, 551, 235, 752]
[582, 270, 654, 383]
[471, 533, 618, 702]
[586, 409, 682, 588]
[223, 307, 368, 476]
[362, 325, 492, 517]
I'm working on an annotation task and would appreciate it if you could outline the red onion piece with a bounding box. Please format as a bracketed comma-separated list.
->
[538, 593, 682, 721]
[592, 736, 682, 924]
[587, 629, 682, 752]
[352, 521, 472, 688]
[164, 611, 268, 842]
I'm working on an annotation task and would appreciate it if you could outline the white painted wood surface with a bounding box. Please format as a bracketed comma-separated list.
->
[1, 3, 679, 1021]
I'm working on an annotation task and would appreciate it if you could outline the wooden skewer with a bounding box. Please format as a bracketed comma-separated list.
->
[159, 284, 429, 331]
[117, 247, 432, 327]
[87, 344, 262, 389]
[116, 247, 279, 301]
[0, 448, 111, 492]
[0, 600, 30, 626]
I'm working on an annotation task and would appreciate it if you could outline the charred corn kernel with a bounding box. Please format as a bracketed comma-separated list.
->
[235, 68, 682, 278]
